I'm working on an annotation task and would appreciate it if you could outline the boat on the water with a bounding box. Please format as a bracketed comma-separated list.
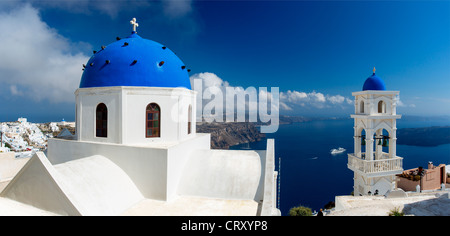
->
[330, 147, 346, 155]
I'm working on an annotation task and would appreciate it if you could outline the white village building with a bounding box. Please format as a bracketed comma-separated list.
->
[347, 68, 404, 196]
[0, 19, 280, 216]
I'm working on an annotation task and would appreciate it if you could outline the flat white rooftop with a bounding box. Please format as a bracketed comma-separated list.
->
[0, 196, 259, 216]
[330, 193, 450, 216]
[121, 196, 260, 216]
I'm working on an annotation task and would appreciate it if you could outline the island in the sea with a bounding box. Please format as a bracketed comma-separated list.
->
[397, 126, 450, 147]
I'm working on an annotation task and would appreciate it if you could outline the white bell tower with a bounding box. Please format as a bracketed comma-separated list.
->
[348, 68, 404, 196]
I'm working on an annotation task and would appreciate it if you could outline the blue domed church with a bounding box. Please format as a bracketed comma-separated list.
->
[0, 19, 279, 216]
[79, 32, 191, 89]
[75, 24, 195, 145]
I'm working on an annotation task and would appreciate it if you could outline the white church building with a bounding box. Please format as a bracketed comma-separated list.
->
[0, 19, 280, 216]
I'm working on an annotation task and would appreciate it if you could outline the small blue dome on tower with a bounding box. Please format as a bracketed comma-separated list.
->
[79, 23, 191, 89]
[362, 67, 386, 91]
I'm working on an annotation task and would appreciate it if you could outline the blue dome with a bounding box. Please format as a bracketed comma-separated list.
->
[80, 32, 191, 89]
[362, 73, 386, 91]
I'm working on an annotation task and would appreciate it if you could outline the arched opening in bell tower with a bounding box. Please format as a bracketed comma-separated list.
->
[360, 129, 366, 155]
[359, 100, 365, 114]
[378, 100, 386, 113]
[373, 128, 390, 160]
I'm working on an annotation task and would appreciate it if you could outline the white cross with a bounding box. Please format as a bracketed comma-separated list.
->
[130, 18, 139, 32]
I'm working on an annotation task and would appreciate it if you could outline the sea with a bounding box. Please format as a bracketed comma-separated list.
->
[230, 118, 450, 216]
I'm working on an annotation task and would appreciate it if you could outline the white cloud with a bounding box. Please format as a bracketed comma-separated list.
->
[311, 91, 326, 103]
[282, 90, 307, 103]
[396, 99, 416, 108]
[162, 0, 193, 18]
[346, 98, 353, 105]
[191, 72, 353, 117]
[190, 72, 229, 89]
[0, 4, 89, 103]
[327, 94, 345, 104]
[7, 0, 192, 18]
[396, 100, 405, 107]
[279, 102, 293, 111]
[9, 85, 22, 96]
[282, 90, 328, 104]
[3, 0, 150, 18]
[280, 90, 351, 109]
[190, 72, 246, 118]
[190, 72, 281, 123]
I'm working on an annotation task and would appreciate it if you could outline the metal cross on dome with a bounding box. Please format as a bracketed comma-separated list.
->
[130, 18, 139, 32]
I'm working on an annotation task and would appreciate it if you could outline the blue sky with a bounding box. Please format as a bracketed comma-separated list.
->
[0, 0, 449, 122]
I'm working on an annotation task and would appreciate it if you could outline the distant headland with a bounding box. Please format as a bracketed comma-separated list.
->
[196, 122, 265, 149]
[397, 126, 450, 147]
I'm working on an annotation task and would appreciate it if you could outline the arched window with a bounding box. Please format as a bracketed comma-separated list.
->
[360, 101, 365, 114]
[96, 103, 107, 138]
[378, 101, 386, 113]
[188, 105, 192, 134]
[146, 103, 160, 138]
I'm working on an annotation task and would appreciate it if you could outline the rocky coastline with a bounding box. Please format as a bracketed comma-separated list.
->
[196, 122, 265, 149]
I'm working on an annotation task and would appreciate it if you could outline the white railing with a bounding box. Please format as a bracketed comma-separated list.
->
[348, 153, 403, 175]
